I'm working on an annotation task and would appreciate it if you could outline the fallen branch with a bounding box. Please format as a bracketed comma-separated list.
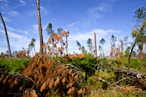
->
[94, 77, 112, 85]
[113, 67, 145, 79]
[111, 77, 129, 86]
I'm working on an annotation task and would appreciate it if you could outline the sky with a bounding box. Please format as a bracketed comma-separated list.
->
[0, 0, 146, 56]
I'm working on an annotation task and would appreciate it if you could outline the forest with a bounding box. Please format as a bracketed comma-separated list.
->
[0, 0, 146, 97]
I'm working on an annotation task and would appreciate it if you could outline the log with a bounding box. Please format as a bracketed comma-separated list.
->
[113, 67, 145, 79]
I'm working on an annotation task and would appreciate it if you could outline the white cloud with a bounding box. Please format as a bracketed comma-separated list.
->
[67, 23, 76, 27]
[0, 3, 9, 10]
[17, 29, 29, 34]
[40, 6, 51, 14]
[0, 0, 9, 3]
[107, 30, 121, 33]
[0, 25, 29, 34]
[68, 29, 121, 41]
[0, 29, 5, 33]
[0, 47, 7, 53]
[28, 10, 36, 17]
[8, 31, 23, 38]
[0, 29, 26, 40]
[19, 0, 26, 5]
[3, 17, 11, 22]
[0, 29, 31, 51]
[6, 26, 15, 31]
[94, 3, 113, 12]
[29, 6, 51, 17]
[8, 11, 19, 16]
[33, 24, 38, 34]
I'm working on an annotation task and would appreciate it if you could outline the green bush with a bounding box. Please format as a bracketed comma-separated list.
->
[0, 58, 30, 73]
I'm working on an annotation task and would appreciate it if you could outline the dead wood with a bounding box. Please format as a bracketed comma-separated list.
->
[113, 67, 146, 79]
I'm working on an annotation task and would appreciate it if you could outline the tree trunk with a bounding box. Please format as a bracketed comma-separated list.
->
[118, 45, 120, 54]
[0, 12, 12, 58]
[139, 41, 143, 59]
[121, 36, 123, 52]
[103, 45, 104, 57]
[145, 42, 146, 54]
[110, 38, 113, 59]
[94, 30, 97, 57]
[37, 0, 43, 54]
[66, 34, 68, 55]
[128, 41, 136, 71]
[91, 42, 92, 54]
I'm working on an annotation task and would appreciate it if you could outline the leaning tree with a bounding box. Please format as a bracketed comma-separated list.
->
[0, 12, 12, 58]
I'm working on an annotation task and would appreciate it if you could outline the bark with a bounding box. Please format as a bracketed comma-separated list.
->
[37, 0, 43, 54]
[128, 41, 136, 71]
[118, 45, 120, 54]
[91, 42, 92, 54]
[113, 67, 145, 79]
[66, 34, 68, 55]
[139, 41, 143, 59]
[145, 42, 146, 53]
[94, 31, 97, 57]
[0, 12, 12, 58]
[110, 38, 113, 59]
[121, 36, 123, 52]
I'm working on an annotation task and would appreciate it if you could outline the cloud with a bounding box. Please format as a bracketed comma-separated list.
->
[0, 24, 29, 34]
[33, 24, 38, 34]
[19, 0, 26, 5]
[68, 29, 121, 41]
[0, 29, 23, 38]
[0, 29, 5, 33]
[107, 30, 121, 33]
[94, 3, 113, 12]
[0, 3, 9, 10]
[8, 11, 19, 16]
[0, 29, 30, 51]
[0, 47, 8, 53]
[8, 31, 24, 38]
[3, 17, 11, 22]
[17, 29, 29, 34]
[40, 6, 48, 14]
[67, 23, 76, 27]
[6, 26, 15, 31]
[28, 10, 37, 17]
[29, 5, 51, 17]
[0, 0, 9, 3]
[90, 6, 112, 13]
[40, 6, 51, 15]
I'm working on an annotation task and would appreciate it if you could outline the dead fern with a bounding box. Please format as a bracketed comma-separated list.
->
[0, 72, 35, 97]
[21, 53, 88, 96]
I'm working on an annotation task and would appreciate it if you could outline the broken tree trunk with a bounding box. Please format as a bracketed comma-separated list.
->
[66, 33, 68, 55]
[113, 67, 145, 79]
[128, 41, 136, 71]
[0, 12, 12, 58]
[94, 29, 97, 57]
[113, 67, 146, 88]
[121, 36, 123, 52]
[37, 0, 43, 54]
[139, 41, 143, 60]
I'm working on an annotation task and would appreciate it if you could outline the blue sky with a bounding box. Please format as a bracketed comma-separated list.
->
[0, 0, 145, 56]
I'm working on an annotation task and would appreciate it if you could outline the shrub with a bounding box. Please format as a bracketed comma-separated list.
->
[0, 58, 30, 73]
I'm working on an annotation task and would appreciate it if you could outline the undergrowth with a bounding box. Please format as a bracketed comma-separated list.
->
[0, 58, 30, 73]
